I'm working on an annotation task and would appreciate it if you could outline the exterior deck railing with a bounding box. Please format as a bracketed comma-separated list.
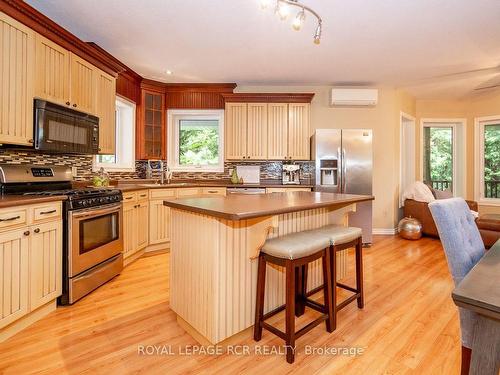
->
[485, 180, 500, 198]
[429, 180, 452, 191]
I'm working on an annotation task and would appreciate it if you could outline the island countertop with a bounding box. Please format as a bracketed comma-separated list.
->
[163, 191, 374, 220]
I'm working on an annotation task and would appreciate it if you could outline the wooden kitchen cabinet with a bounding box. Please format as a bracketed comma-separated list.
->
[35, 34, 70, 107]
[288, 103, 311, 160]
[247, 103, 268, 159]
[96, 70, 116, 154]
[225, 103, 247, 160]
[267, 103, 289, 160]
[0, 228, 29, 330]
[136, 88, 166, 160]
[29, 221, 62, 311]
[0, 12, 35, 146]
[34, 33, 116, 154]
[70, 53, 97, 114]
[123, 191, 149, 260]
[149, 199, 171, 245]
[0, 201, 62, 338]
[224, 101, 311, 161]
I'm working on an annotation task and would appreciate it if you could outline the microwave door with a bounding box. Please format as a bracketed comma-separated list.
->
[36, 108, 76, 152]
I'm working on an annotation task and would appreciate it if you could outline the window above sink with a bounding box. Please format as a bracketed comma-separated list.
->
[167, 109, 224, 173]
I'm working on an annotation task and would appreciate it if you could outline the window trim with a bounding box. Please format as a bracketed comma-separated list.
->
[167, 109, 225, 173]
[419, 118, 467, 197]
[93, 95, 136, 172]
[474, 115, 500, 206]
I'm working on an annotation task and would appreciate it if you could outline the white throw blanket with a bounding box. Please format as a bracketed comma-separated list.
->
[402, 181, 435, 203]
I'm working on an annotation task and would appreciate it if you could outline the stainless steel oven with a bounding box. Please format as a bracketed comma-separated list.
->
[67, 203, 123, 303]
[34, 99, 99, 154]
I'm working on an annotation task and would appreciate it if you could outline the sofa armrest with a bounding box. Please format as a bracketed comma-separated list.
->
[466, 200, 478, 211]
[403, 199, 439, 237]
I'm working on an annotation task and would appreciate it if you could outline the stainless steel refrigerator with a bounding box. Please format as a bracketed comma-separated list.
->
[311, 129, 373, 244]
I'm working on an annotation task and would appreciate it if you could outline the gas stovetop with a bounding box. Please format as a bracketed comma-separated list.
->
[0, 164, 123, 210]
[23, 188, 122, 210]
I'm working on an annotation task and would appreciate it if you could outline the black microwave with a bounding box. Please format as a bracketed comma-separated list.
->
[34, 99, 99, 154]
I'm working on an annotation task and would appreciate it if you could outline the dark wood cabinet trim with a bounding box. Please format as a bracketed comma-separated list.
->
[0, 0, 124, 76]
[221, 93, 315, 103]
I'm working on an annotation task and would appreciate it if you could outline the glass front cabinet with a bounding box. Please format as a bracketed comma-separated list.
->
[136, 86, 166, 160]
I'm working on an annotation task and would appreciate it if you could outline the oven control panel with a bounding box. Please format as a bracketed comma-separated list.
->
[31, 167, 54, 177]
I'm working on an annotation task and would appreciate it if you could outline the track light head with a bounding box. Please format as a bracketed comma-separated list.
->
[292, 9, 305, 31]
[313, 22, 322, 44]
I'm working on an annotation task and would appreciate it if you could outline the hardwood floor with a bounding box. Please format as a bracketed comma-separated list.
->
[0, 236, 461, 374]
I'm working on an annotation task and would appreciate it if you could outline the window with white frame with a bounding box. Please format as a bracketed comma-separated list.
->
[167, 109, 224, 172]
[475, 116, 500, 202]
[94, 97, 136, 171]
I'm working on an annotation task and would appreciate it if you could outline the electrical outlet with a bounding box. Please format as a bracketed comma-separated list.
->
[228, 168, 233, 177]
[71, 167, 78, 177]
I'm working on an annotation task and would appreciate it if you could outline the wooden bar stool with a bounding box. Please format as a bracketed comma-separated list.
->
[253, 230, 335, 364]
[304, 225, 364, 330]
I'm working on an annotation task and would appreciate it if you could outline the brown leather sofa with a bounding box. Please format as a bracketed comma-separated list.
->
[404, 199, 500, 248]
[404, 199, 478, 237]
[476, 214, 500, 248]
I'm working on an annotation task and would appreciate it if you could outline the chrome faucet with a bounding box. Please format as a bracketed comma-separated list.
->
[146, 160, 171, 184]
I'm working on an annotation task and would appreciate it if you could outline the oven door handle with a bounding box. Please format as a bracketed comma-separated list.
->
[71, 204, 121, 219]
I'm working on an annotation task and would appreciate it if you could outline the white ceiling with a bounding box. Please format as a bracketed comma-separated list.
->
[26, 0, 500, 99]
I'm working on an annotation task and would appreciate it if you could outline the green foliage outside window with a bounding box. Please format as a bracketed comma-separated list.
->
[484, 124, 500, 198]
[423, 127, 453, 187]
[179, 120, 219, 166]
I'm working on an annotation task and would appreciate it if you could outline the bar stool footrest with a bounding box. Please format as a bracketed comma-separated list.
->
[337, 294, 361, 311]
[304, 298, 327, 314]
[295, 315, 328, 339]
[336, 282, 358, 293]
[263, 304, 286, 320]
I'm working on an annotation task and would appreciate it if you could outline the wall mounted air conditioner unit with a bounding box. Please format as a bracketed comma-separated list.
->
[330, 88, 378, 106]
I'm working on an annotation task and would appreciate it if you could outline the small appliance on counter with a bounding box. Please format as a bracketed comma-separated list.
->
[282, 164, 301, 185]
[0, 164, 123, 305]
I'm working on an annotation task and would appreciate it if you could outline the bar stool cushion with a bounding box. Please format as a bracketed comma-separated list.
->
[262, 231, 331, 260]
[311, 225, 362, 245]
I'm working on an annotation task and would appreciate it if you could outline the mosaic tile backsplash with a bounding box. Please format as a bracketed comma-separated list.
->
[0, 149, 314, 183]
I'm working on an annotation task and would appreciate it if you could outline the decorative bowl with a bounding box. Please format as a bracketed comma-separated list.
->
[398, 217, 423, 240]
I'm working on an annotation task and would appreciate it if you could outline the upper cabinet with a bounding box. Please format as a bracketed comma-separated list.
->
[0, 12, 35, 146]
[0, 8, 120, 152]
[69, 53, 97, 114]
[136, 87, 166, 160]
[223, 94, 314, 161]
[35, 34, 70, 107]
[95, 70, 116, 154]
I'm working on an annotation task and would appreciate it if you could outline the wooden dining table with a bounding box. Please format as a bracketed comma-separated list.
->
[452, 240, 500, 375]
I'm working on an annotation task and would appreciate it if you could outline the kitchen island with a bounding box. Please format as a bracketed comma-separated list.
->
[164, 191, 374, 345]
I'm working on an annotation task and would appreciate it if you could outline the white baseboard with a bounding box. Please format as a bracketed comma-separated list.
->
[372, 228, 397, 235]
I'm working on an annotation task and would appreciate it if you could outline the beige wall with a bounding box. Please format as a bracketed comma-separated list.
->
[236, 86, 416, 229]
[415, 89, 500, 215]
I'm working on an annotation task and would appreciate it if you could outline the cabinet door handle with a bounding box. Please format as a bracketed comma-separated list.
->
[207, 190, 218, 193]
[40, 209, 57, 215]
[0, 215, 21, 222]
[140, 194, 147, 198]
[28, 139, 34, 144]
[73, 104, 77, 108]
[125, 196, 133, 200]
[23, 230, 30, 236]
[34, 228, 40, 234]
[65, 101, 70, 105]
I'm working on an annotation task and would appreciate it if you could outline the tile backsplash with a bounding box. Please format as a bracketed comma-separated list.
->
[0, 149, 314, 182]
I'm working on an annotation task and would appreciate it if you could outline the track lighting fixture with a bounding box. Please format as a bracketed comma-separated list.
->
[261, 0, 323, 44]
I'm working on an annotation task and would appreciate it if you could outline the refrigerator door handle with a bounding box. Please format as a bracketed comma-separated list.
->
[342, 148, 347, 192]
[337, 147, 342, 187]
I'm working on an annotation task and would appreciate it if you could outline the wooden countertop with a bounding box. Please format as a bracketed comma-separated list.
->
[163, 191, 374, 220]
[115, 180, 314, 192]
[452, 240, 500, 320]
[0, 195, 67, 208]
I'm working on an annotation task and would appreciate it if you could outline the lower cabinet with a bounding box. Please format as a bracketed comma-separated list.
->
[149, 199, 171, 245]
[123, 191, 149, 260]
[0, 229, 29, 329]
[0, 202, 62, 334]
[30, 221, 62, 311]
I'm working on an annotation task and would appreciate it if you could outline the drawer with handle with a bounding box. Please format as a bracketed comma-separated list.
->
[0, 208, 27, 230]
[33, 204, 61, 223]
[122, 192, 137, 203]
[201, 188, 226, 196]
[137, 190, 149, 202]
